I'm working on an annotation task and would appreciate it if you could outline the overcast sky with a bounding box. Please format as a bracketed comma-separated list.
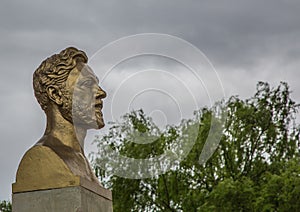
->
[1, 0, 300, 200]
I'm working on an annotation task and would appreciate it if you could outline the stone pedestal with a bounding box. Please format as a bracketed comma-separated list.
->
[12, 185, 113, 212]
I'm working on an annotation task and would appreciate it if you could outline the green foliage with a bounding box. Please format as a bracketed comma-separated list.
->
[92, 82, 300, 211]
[199, 177, 256, 211]
[0, 200, 12, 212]
[255, 158, 300, 211]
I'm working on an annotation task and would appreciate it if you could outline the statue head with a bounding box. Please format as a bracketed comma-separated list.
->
[33, 47, 106, 129]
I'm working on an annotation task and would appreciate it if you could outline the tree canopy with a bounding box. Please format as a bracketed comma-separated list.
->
[92, 82, 300, 211]
[0, 200, 11, 212]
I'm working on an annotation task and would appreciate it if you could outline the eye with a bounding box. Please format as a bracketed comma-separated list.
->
[81, 79, 94, 87]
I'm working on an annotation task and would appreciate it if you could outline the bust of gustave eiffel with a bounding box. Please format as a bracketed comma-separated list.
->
[13, 47, 106, 193]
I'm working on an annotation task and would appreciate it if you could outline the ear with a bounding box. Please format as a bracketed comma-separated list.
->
[46, 85, 63, 105]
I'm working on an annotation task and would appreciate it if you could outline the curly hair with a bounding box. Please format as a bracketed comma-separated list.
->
[33, 47, 88, 111]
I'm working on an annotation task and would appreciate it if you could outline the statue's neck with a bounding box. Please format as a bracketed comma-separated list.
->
[44, 106, 86, 153]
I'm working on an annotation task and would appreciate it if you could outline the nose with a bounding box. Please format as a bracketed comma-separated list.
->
[96, 87, 106, 99]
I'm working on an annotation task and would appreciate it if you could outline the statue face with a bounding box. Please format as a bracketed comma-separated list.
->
[63, 63, 106, 129]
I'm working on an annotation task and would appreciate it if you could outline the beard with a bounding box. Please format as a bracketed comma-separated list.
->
[58, 89, 73, 124]
[72, 103, 104, 129]
[58, 89, 104, 129]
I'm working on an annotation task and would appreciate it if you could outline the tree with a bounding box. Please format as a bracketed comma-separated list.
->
[92, 82, 300, 211]
[0, 200, 12, 212]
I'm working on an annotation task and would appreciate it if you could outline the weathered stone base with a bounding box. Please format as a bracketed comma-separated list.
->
[12, 186, 113, 212]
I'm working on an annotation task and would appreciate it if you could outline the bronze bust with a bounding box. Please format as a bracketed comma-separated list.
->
[13, 47, 106, 193]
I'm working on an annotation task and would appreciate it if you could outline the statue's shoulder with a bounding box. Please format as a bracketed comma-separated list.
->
[18, 144, 70, 170]
[23, 143, 59, 156]
[12, 144, 80, 193]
